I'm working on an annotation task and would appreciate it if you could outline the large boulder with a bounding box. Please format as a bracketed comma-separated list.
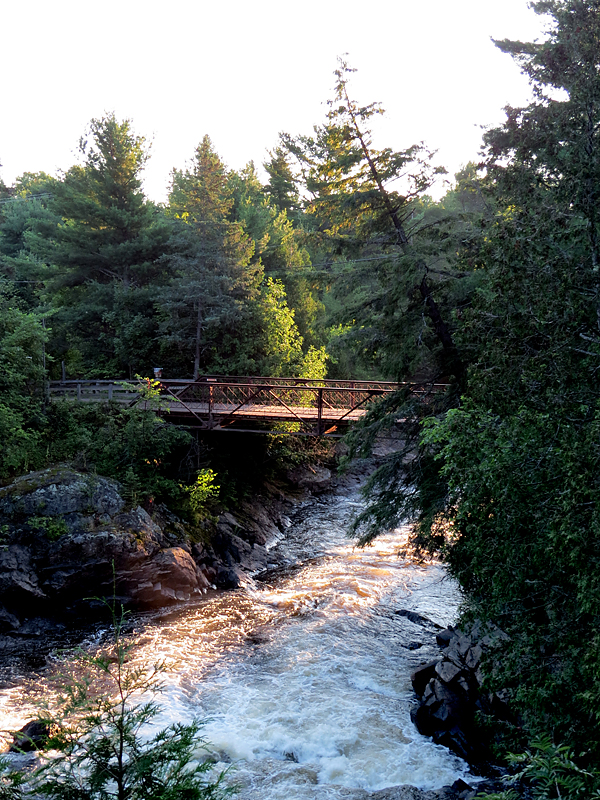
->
[410, 622, 513, 772]
[0, 467, 124, 524]
[0, 465, 300, 634]
[286, 464, 332, 494]
[0, 467, 218, 622]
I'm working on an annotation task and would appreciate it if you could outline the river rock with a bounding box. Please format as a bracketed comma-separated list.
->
[410, 623, 514, 773]
[9, 720, 50, 752]
[286, 464, 332, 493]
[0, 466, 281, 626]
[0, 467, 124, 522]
[0, 545, 45, 609]
[396, 609, 443, 629]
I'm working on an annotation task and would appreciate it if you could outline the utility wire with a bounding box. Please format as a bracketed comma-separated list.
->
[0, 193, 53, 205]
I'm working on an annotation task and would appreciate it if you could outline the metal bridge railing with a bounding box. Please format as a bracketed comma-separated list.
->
[48, 376, 447, 434]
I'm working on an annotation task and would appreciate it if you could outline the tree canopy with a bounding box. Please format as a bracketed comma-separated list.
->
[4, 11, 600, 771]
[411, 0, 600, 761]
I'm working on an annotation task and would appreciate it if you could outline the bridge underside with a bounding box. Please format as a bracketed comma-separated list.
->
[161, 401, 366, 436]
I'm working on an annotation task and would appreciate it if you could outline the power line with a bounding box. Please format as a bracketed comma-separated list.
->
[0, 193, 53, 205]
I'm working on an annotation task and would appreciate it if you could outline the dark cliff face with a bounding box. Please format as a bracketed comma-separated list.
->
[0, 467, 209, 622]
[0, 466, 287, 629]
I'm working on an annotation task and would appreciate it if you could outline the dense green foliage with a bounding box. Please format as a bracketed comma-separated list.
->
[0, 113, 331, 495]
[281, 59, 464, 381]
[4, 3, 600, 784]
[475, 737, 600, 799]
[0, 290, 47, 476]
[24, 603, 232, 800]
[409, 0, 600, 772]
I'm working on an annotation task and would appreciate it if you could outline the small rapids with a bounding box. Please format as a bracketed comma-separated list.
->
[0, 478, 472, 799]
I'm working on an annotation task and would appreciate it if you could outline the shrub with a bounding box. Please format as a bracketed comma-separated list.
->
[23, 601, 234, 800]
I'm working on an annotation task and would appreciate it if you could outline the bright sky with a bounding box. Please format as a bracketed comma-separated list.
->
[2, 0, 550, 203]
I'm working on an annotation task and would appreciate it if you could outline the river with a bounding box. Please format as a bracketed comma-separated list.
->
[0, 475, 472, 798]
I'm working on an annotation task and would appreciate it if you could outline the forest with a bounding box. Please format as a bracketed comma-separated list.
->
[2, 0, 600, 794]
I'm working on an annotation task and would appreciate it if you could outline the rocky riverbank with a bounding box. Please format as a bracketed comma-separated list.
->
[410, 621, 515, 789]
[0, 462, 513, 799]
[0, 464, 336, 674]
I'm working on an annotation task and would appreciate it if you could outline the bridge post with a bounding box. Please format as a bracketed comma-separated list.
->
[317, 387, 323, 436]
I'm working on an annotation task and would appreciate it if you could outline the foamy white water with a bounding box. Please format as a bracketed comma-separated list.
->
[0, 481, 471, 798]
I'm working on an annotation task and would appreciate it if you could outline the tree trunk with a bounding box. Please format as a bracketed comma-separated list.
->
[342, 81, 464, 381]
[193, 302, 202, 380]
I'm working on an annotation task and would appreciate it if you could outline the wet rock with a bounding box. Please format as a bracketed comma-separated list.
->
[286, 464, 332, 493]
[0, 545, 46, 610]
[464, 644, 482, 671]
[411, 622, 513, 773]
[13, 617, 65, 639]
[215, 566, 240, 589]
[0, 606, 20, 633]
[0, 467, 274, 624]
[435, 659, 462, 684]
[220, 512, 242, 530]
[128, 546, 207, 605]
[410, 660, 440, 697]
[9, 720, 50, 752]
[395, 609, 442, 629]
[436, 628, 456, 648]
[236, 501, 280, 546]
[227, 533, 268, 574]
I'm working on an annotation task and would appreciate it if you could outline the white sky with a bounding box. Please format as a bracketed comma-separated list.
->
[1, 0, 550, 203]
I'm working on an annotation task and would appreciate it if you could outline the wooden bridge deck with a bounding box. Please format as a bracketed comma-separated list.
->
[49, 376, 443, 436]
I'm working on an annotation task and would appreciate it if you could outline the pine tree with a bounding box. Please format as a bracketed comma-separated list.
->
[417, 0, 600, 758]
[228, 162, 323, 348]
[27, 115, 172, 377]
[263, 147, 301, 220]
[35, 115, 170, 289]
[161, 136, 259, 377]
[282, 59, 462, 381]
[29, 603, 233, 800]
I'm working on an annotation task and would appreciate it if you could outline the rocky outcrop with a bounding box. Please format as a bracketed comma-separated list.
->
[410, 622, 512, 772]
[359, 779, 505, 799]
[0, 466, 290, 629]
[286, 464, 332, 493]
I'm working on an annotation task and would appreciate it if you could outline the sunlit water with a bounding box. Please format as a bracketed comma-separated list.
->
[0, 479, 471, 798]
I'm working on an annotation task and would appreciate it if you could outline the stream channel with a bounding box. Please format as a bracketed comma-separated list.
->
[0, 474, 473, 799]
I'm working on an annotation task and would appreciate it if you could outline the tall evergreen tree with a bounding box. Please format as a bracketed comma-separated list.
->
[229, 162, 323, 348]
[282, 60, 462, 381]
[162, 136, 260, 377]
[414, 0, 600, 758]
[35, 115, 170, 288]
[263, 146, 301, 220]
[27, 115, 172, 377]
[0, 173, 58, 311]
[277, 63, 478, 545]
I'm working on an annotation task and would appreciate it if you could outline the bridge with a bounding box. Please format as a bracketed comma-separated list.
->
[48, 375, 442, 436]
